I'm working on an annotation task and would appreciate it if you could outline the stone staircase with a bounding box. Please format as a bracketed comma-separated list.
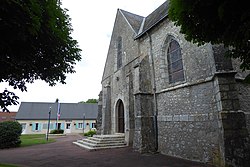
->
[73, 133, 127, 151]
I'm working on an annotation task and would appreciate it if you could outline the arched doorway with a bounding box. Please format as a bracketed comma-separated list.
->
[117, 100, 124, 133]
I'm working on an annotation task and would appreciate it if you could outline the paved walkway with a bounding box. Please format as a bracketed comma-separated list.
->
[0, 135, 214, 167]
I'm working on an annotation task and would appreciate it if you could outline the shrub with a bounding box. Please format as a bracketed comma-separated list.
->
[84, 130, 96, 137]
[50, 129, 64, 134]
[0, 121, 22, 149]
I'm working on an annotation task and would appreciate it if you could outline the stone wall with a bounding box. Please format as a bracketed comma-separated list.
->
[238, 82, 250, 135]
[157, 81, 222, 163]
[96, 91, 103, 135]
[101, 5, 250, 166]
[214, 72, 250, 167]
[220, 112, 250, 167]
[137, 17, 222, 162]
[101, 9, 141, 145]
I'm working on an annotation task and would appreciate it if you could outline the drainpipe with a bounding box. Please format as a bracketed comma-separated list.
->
[146, 32, 158, 152]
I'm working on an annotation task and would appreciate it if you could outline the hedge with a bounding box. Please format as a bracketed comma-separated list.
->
[84, 130, 96, 137]
[50, 129, 64, 134]
[0, 121, 22, 149]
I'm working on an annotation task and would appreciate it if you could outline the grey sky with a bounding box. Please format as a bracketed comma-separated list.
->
[3, 0, 166, 111]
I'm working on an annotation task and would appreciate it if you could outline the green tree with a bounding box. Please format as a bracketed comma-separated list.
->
[85, 99, 98, 103]
[0, 0, 81, 111]
[79, 99, 98, 104]
[168, 0, 250, 71]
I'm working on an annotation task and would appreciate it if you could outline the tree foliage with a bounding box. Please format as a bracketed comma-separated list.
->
[0, 121, 22, 149]
[79, 99, 98, 104]
[168, 0, 250, 71]
[0, 0, 81, 111]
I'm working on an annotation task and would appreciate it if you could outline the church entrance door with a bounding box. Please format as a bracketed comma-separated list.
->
[117, 100, 124, 133]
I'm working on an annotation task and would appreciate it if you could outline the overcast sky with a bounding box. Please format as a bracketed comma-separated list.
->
[3, 0, 166, 111]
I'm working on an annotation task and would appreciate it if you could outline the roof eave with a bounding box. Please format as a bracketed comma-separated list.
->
[134, 14, 168, 40]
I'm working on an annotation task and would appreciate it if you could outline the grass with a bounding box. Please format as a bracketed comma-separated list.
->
[0, 164, 17, 167]
[20, 134, 55, 147]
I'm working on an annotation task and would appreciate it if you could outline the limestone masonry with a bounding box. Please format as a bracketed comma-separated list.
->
[98, 1, 250, 167]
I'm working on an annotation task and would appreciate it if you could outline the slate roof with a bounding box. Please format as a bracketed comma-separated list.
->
[138, 1, 169, 37]
[119, 9, 144, 33]
[119, 1, 169, 39]
[16, 102, 98, 120]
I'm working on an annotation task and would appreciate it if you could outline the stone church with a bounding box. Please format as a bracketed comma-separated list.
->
[98, 1, 250, 166]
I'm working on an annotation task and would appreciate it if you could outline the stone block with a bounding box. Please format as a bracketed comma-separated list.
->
[173, 115, 180, 121]
[221, 112, 246, 130]
[180, 115, 189, 121]
[221, 100, 233, 111]
[219, 85, 230, 91]
[188, 115, 195, 121]
[166, 115, 173, 122]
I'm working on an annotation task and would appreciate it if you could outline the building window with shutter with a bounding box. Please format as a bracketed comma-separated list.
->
[78, 123, 83, 129]
[35, 123, 39, 131]
[167, 39, 185, 84]
[117, 36, 122, 69]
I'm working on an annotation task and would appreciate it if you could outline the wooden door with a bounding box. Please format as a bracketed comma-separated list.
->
[118, 100, 124, 133]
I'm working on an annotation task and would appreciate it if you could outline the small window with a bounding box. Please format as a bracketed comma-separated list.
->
[21, 123, 26, 132]
[35, 123, 39, 131]
[92, 123, 96, 128]
[78, 123, 83, 129]
[167, 39, 184, 83]
[117, 36, 122, 69]
[56, 123, 61, 130]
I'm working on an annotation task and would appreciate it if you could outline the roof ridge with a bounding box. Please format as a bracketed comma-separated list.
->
[119, 9, 144, 18]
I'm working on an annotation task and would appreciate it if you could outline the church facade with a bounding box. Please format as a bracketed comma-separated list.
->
[98, 1, 250, 166]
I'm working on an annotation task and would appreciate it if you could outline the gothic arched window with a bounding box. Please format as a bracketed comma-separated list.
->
[117, 36, 122, 69]
[167, 39, 184, 84]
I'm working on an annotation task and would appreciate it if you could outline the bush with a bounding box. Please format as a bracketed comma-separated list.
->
[50, 129, 64, 134]
[84, 130, 96, 137]
[0, 121, 22, 149]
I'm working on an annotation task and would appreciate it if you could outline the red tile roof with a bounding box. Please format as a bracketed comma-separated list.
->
[0, 112, 17, 122]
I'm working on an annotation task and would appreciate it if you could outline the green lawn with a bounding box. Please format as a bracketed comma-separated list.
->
[20, 134, 55, 147]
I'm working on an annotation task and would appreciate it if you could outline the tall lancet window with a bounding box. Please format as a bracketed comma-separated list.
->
[117, 36, 122, 69]
[167, 39, 184, 84]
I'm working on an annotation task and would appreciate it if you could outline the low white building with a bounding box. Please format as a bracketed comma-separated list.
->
[16, 102, 98, 134]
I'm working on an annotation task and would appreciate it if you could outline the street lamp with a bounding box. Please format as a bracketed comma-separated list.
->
[83, 113, 85, 134]
[46, 107, 52, 141]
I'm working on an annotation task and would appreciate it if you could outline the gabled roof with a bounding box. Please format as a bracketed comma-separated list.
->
[118, 1, 169, 39]
[16, 102, 98, 120]
[135, 1, 169, 38]
[119, 9, 144, 34]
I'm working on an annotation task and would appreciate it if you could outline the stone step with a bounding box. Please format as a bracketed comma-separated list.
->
[76, 140, 126, 148]
[93, 134, 125, 139]
[73, 141, 127, 151]
[73, 134, 127, 151]
[89, 136, 124, 141]
[82, 138, 125, 144]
